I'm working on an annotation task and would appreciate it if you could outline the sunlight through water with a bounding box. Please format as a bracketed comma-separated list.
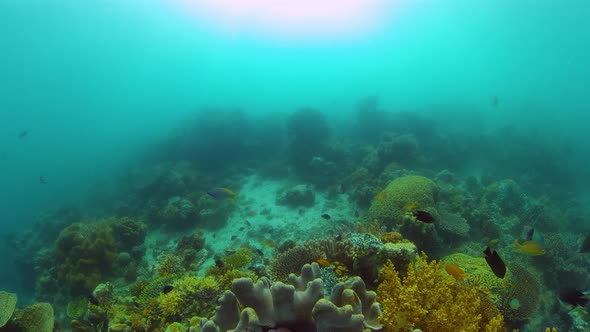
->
[174, 0, 398, 41]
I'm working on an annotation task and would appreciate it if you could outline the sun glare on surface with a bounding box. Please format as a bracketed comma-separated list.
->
[175, 0, 396, 41]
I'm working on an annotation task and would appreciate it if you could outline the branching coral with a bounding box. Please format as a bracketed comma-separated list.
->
[377, 253, 505, 332]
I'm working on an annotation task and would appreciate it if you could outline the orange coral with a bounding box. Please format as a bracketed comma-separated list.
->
[377, 253, 505, 332]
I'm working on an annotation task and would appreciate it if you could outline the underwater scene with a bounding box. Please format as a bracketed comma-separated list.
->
[1, 0, 590, 331]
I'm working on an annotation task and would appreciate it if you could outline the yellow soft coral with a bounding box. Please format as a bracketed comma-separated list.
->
[378, 253, 505, 332]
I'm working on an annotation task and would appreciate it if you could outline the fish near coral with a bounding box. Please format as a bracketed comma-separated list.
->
[444, 264, 466, 282]
[316, 258, 331, 267]
[513, 241, 546, 256]
[559, 288, 589, 307]
[207, 187, 237, 202]
[411, 210, 435, 223]
[483, 247, 506, 278]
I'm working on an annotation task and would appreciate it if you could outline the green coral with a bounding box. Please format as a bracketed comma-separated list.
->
[367, 175, 437, 228]
[9, 302, 54, 332]
[164, 322, 187, 332]
[157, 276, 221, 323]
[205, 267, 257, 291]
[53, 221, 118, 295]
[66, 297, 87, 320]
[0, 291, 17, 328]
[441, 253, 508, 305]
[221, 248, 252, 269]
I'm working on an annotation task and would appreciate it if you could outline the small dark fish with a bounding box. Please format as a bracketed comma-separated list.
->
[133, 301, 141, 308]
[215, 258, 225, 268]
[483, 247, 506, 279]
[39, 176, 46, 184]
[321, 214, 331, 220]
[580, 234, 590, 253]
[559, 288, 589, 307]
[231, 235, 237, 241]
[525, 227, 534, 241]
[354, 210, 360, 218]
[88, 294, 100, 306]
[254, 248, 263, 256]
[239, 227, 245, 231]
[412, 210, 435, 223]
[162, 285, 174, 294]
[244, 220, 251, 226]
[18, 130, 28, 139]
[335, 234, 342, 241]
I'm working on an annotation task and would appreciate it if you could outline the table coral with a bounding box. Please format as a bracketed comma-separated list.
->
[377, 253, 505, 332]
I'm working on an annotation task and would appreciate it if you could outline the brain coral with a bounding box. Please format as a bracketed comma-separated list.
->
[441, 253, 507, 305]
[367, 175, 437, 228]
[498, 263, 541, 324]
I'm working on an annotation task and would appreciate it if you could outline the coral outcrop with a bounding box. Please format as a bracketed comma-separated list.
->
[0, 291, 17, 328]
[199, 263, 381, 332]
[367, 175, 437, 229]
[7, 302, 54, 332]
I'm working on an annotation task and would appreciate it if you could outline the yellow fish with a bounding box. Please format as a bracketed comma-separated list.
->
[513, 241, 546, 256]
[374, 191, 386, 202]
[207, 187, 237, 202]
[444, 264, 466, 282]
[404, 200, 419, 212]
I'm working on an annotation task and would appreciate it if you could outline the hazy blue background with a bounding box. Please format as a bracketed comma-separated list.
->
[1, 0, 589, 234]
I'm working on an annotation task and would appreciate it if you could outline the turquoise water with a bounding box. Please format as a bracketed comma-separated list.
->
[1, 1, 590, 331]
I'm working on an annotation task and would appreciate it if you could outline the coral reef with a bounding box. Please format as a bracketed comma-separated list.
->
[367, 175, 437, 229]
[6, 302, 54, 332]
[498, 263, 541, 325]
[269, 245, 318, 282]
[52, 221, 118, 295]
[377, 253, 504, 332]
[0, 291, 17, 328]
[200, 262, 381, 332]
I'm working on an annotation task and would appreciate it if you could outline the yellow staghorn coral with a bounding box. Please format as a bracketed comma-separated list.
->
[378, 253, 505, 332]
